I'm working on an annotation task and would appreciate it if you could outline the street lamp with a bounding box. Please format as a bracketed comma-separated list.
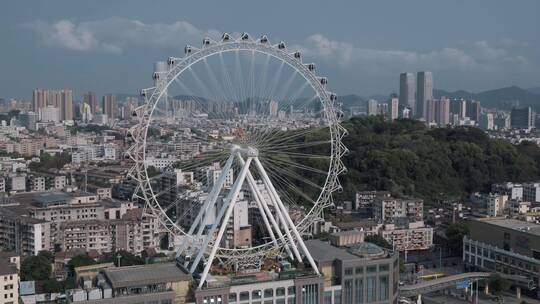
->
[116, 253, 122, 267]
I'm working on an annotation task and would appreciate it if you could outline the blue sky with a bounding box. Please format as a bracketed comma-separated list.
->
[0, 0, 539, 100]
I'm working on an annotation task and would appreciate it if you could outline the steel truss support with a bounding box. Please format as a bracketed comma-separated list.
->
[184, 150, 320, 288]
[197, 156, 253, 287]
[253, 157, 320, 275]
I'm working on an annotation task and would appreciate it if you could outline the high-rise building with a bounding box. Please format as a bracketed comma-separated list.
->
[102, 95, 116, 119]
[366, 99, 378, 116]
[435, 97, 450, 126]
[60, 89, 73, 121]
[399, 72, 416, 113]
[32, 89, 46, 112]
[40, 106, 60, 123]
[83, 91, 98, 114]
[479, 113, 494, 130]
[389, 97, 399, 120]
[450, 98, 467, 119]
[466, 100, 481, 123]
[511, 107, 535, 129]
[416, 71, 433, 119]
[269, 100, 278, 117]
[32, 89, 73, 121]
[18, 112, 38, 131]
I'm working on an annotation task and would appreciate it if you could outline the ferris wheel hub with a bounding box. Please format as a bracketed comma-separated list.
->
[232, 145, 259, 157]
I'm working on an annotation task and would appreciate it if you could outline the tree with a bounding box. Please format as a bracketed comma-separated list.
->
[445, 223, 470, 254]
[67, 254, 96, 274]
[99, 250, 144, 267]
[490, 275, 511, 296]
[21, 255, 51, 281]
[365, 234, 392, 249]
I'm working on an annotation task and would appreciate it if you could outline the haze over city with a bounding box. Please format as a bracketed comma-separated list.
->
[1, 0, 539, 98]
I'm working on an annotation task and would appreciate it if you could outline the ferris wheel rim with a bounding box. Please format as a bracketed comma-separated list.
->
[129, 34, 346, 258]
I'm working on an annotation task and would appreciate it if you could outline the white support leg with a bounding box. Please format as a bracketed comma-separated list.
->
[236, 154, 295, 259]
[254, 159, 303, 262]
[177, 154, 235, 259]
[253, 157, 320, 275]
[194, 154, 236, 237]
[189, 154, 244, 272]
[198, 157, 253, 288]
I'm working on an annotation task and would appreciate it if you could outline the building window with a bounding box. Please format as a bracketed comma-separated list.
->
[288, 286, 296, 295]
[367, 265, 377, 273]
[276, 299, 285, 304]
[253, 290, 262, 299]
[355, 266, 363, 274]
[355, 278, 363, 304]
[344, 279, 353, 304]
[324, 291, 332, 304]
[344, 267, 353, 275]
[379, 275, 389, 301]
[333, 290, 341, 304]
[264, 289, 274, 298]
[239, 292, 249, 301]
[366, 277, 376, 303]
[379, 264, 389, 272]
[301, 284, 319, 304]
[276, 287, 285, 296]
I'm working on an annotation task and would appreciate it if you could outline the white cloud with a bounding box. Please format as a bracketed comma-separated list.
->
[25, 18, 219, 54]
[25, 18, 536, 93]
[296, 34, 529, 73]
[26, 18, 530, 73]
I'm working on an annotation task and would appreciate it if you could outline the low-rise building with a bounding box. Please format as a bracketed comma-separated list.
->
[464, 217, 540, 292]
[0, 257, 18, 304]
[306, 239, 399, 304]
[66, 263, 192, 304]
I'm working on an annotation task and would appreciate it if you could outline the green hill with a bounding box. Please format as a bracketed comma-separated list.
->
[335, 116, 540, 202]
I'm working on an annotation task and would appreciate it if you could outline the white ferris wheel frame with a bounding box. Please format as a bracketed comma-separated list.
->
[126, 33, 348, 275]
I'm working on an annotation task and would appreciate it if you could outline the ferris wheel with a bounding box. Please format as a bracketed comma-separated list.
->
[126, 32, 347, 287]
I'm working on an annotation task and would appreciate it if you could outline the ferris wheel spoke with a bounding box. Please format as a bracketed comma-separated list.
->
[261, 161, 316, 206]
[261, 150, 330, 160]
[263, 157, 328, 175]
[262, 159, 323, 190]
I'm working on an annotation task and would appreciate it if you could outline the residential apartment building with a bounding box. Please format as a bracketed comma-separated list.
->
[0, 207, 51, 255]
[380, 221, 433, 251]
[373, 198, 423, 223]
[487, 193, 509, 217]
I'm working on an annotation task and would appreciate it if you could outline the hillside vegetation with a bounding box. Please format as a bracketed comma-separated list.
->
[336, 117, 540, 202]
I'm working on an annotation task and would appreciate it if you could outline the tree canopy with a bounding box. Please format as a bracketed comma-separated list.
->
[333, 116, 540, 202]
[20, 252, 52, 281]
[445, 222, 470, 254]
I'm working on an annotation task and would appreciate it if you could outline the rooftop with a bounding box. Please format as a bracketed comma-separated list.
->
[305, 240, 359, 263]
[474, 218, 540, 236]
[0, 259, 17, 276]
[103, 263, 191, 288]
[33, 192, 71, 207]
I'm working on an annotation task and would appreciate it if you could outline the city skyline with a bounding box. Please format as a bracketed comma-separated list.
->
[0, 0, 539, 99]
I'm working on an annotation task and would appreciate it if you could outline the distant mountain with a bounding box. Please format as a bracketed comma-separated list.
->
[339, 94, 365, 108]
[435, 86, 540, 109]
[527, 86, 540, 96]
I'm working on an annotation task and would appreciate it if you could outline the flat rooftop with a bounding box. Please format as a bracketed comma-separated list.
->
[305, 239, 358, 263]
[473, 218, 540, 236]
[103, 263, 191, 288]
